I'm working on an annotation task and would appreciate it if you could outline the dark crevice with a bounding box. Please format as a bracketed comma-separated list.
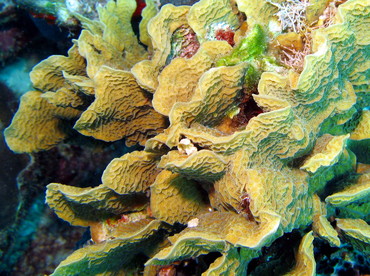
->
[248, 230, 302, 276]
[217, 91, 264, 135]
[155, 252, 222, 276]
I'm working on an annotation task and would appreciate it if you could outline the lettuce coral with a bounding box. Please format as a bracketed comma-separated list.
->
[4, 0, 166, 152]
[4, 0, 370, 274]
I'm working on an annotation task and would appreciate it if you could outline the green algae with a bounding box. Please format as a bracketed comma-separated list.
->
[216, 24, 267, 67]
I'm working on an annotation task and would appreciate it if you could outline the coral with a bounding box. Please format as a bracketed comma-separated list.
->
[285, 232, 316, 275]
[348, 110, 370, 163]
[234, 0, 277, 27]
[275, 32, 313, 72]
[73, 66, 167, 145]
[131, 4, 191, 92]
[312, 194, 341, 247]
[336, 218, 370, 255]
[51, 219, 166, 275]
[186, 0, 240, 43]
[46, 150, 161, 227]
[150, 170, 209, 224]
[152, 41, 232, 115]
[139, 0, 159, 47]
[76, 0, 148, 76]
[4, 90, 81, 153]
[4, 0, 370, 274]
[326, 165, 370, 222]
[4, 0, 167, 152]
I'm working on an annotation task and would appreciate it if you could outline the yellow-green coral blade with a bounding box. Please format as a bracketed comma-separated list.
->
[285, 231, 316, 276]
[98, 0, 147, 63]
[150, 170, 208, 224]
[4, 91, 79, 153]
[312, 194, 340, 247]
[235, 0, 277, 27]
[139, 0, 159, 47]
[301, 134, 350, 174]
[316, 216, 341, 247]
[349, 110, 370, 141]
[77, 30, 129, 77]
[74, 66, 167, 145]
[75, 0, 147, 78]
[98, 0, 136, 50]
[244, 107, 310, 163]
[297, 0, 369, 128]
[336, 218, 370, 255]
[30, 45, 86, 92]
[131, 4, 190, 92]
[62, 72, 95, 96]
[145, 133, 171, 154]
[46, 183, 148, 227]
[148, 211, 281, 266]
[325, 171, 370, 221]
[305, 139, 356, 194]
[256, 71, 295, 111]
[203, 247, 259, 276]
[41, 88, 86, 109]
[257, 0, 370, 136]
[175, 127, 250, 155]
[102, 151, 161, 194]
[187, 0, 239, 43]
[153, 41, 232, 115]
[348, 110, 370, 163]
[326, 175, 370, 207]
[167, 63, 246, 146]
[51, 219, 163, 276]
[159, 150, 227, 182]
[239, 168, 311, 231]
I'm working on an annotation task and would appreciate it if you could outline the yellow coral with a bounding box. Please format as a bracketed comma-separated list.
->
[336, 218, 370, 255]
[29, 45, 86, 92]
[51, 219, 164, 275]
[187, 0, 240, 42]
[102, 151, 161, 193]
[46, 183, 148, 227]
[150, 170, 208, 224]
[76, 0, 147, 77]
[74, 66, 167, 145]
[152, 41, 232, 115]
[132, 5, 190, 92]
[285, 231, 316, 276]
[312, 194, 340, 247]
[350, 110, 370, 140]
[4, 91, 80, 153]
[8, 0, 368, 274]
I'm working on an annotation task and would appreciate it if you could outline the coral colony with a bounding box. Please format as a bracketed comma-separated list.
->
[4, 0, 370, 274]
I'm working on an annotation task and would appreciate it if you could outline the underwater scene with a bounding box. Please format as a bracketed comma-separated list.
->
[0, 0, 369, 275]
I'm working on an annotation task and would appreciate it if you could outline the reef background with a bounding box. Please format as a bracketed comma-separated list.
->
[0, 3, 79, 275]
[0, 1, 127, 274]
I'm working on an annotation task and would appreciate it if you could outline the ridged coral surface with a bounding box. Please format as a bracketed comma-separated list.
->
[4, 0, 370, 274]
